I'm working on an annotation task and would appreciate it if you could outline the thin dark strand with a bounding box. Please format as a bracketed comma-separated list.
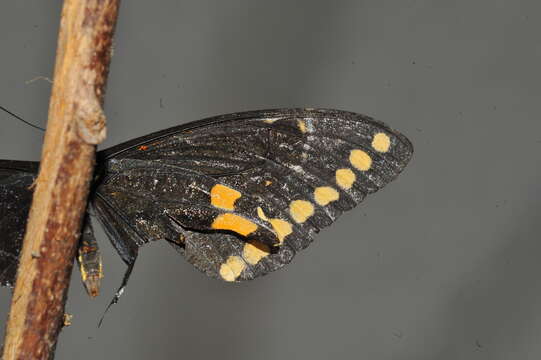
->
[0, 106, 45, 132]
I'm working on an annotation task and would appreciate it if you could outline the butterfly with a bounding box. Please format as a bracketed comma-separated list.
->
[0, 108, 413, 304]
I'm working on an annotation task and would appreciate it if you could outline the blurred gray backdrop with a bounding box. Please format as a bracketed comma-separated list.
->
[1, 1, 540, 359]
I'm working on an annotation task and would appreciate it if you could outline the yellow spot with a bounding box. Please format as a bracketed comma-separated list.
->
[257, 206, 269, 221]
[264, 118, 279, 124]
[211, 214, 258, 236]
[314, 186, 339, 206]
[336, 168, 356, 190]
[256, 207, 292, 244]
[243, 241, 271, 265]
[290, 200, 314, 223]
[78, 255, 87, 282]
[210, 184, 241, 210]
[297, 119, 307, 133]
[219, 256, 246, 281]
[177, 234, 186, 244]
[269, 219, 292, 244]
[265, 180, 272, 186]
[372, 132, 391, 152]
[350, 149, 372, 171]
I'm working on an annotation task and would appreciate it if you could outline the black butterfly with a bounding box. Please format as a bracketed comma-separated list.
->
[0, 108, 413, 303]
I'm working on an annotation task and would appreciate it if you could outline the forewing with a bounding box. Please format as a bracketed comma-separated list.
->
[0, 161, 39, 286]
[96, 109, 413, 282]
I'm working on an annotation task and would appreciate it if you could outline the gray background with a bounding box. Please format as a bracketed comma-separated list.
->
[1, 1, 540, 359]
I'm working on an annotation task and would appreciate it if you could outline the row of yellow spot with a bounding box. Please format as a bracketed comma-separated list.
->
[287, 132, 391, 224]
[336, 131, 391, 190]
[216, 131, 392, 281]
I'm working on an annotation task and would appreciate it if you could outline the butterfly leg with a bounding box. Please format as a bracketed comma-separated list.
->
[98, 257, 136, 327]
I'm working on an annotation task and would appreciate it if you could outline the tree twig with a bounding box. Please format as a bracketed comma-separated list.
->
[2, 1, 121, 358]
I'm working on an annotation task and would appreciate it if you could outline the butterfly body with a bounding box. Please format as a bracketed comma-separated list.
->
[0, 108, 413, 297]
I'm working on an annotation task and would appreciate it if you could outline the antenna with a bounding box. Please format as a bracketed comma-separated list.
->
[0, 106, 45, 132]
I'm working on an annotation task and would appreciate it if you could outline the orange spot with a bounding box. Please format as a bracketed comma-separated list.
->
[210, 184, 242, 210]
[80, 246, 97, 254]
[138, 145, 149, 151]
[211, 214, 258, 236]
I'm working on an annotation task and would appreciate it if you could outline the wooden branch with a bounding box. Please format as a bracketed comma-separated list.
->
[3, 1, 121, 359]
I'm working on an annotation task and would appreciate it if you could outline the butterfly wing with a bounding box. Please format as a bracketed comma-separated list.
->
[0, 161, 103, 295]
[94, 108, 413, 283]
[0, 161, 39, 286]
